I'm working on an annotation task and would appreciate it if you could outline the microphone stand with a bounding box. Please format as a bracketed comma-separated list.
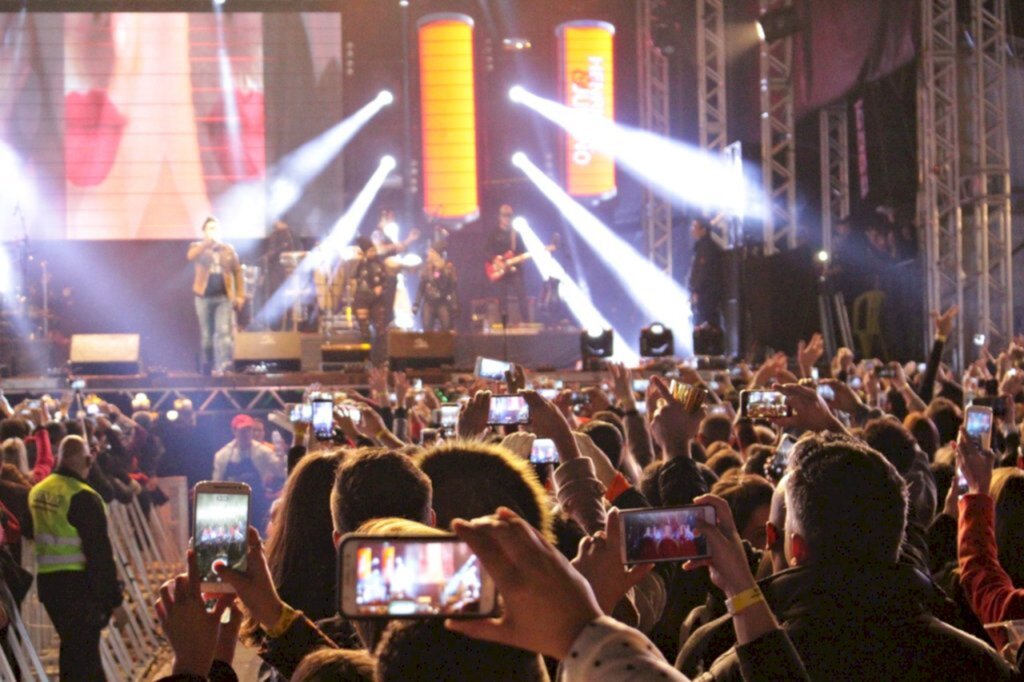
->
[501, 311, 509, 363]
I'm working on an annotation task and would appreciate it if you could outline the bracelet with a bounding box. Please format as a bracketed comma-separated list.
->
[375, 428, 391, 442]
[935, 334, 947, 343]
[265, 604, 301, 638]
[725, 585, 765, 616]
[622, 408, 639, 417]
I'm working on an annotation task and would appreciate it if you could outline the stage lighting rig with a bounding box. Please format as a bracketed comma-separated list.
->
[581, 328, 614, 370]
[511, 151, 527, 168]
[502, 38, 533, 51]
[640, 323, 675, 358]
[508, 85, 526, 103]
[377, 90, 395, 106]
[756, 6, 799, 43]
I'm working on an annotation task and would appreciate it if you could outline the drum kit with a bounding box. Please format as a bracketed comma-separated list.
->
[249, 244, 423, 335]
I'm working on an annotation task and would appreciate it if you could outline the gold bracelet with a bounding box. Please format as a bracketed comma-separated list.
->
[375, 428, 390, 442]
[265, 604, 301, 638]
[725, 585, 765, 616]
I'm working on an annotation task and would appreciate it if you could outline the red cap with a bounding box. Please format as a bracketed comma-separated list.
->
[231, 414, 256, 431]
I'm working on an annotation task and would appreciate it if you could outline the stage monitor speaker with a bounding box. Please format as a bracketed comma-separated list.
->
[234, 332, 302, 372]
[69, 334, 141, 375]
[387, 331, 455, 369]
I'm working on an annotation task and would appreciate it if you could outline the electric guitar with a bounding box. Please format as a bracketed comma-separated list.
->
[485, 242, 557, 283]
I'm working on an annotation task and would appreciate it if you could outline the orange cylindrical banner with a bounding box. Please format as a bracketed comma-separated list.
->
[418, 13, 480, 222]
[557, 20, 616, 200]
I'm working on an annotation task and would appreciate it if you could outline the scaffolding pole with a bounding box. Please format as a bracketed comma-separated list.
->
[919, 0, 964, 362]
[638, 0, 673, 275]
[758, 0, 797, 255]
[697, 0, 731, 248]
[819, 105, 850, 255]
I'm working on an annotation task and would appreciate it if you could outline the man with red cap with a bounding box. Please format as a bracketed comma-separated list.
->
[212, 414, 283, 527]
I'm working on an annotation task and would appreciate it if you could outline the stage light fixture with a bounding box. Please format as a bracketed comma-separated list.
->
[399, 0, 409, 6]
[166, 410, 180, 422]
[640, 323, 675, 358]
[580, 328, 614, 369]
[380, 155, 397, 170]
[509, 85, 526, 103]
[502, 38, 533, 51]
[816, 250, 830, 264]
[377, 90, 395, 106]
[511, 151, 527, 168]
[756, 6, 799, 43]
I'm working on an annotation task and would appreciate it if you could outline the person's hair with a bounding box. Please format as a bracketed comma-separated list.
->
[416, 441, 552, 539]
[754, 425, 778, 445]
[0, 418, 29, 442]
[705, 449, 743, 478]
[374, 620, 545, 682]
[201, 215, 217, 231]
[0, 438, 28, 475]
[590, 410, 625, 439]
[861, 417, 917, 473]
[886, 388, 908, 422]
[705, 440, 733, 459]
[699, 414, 732, 447]
[292, 647, 375, 682]
[903, 412, 940, 460]
[925, 397, 962, 446]
[579, 420, 623, 469]
[786, 433, 907, 564]
[43, 421, 66, 450]
[712, 470, 773, 536]
[930, 462, 955, 510]
[641, 456, 710, 508]
[742, 444, 776, 479]
[331, 448, 432, 535]
[57, 435, 87, 465]
[990, 467, 1024, 587]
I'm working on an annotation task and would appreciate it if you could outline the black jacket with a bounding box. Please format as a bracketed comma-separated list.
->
[699, 561, 1014, 681]
[688, 234, 724, 300]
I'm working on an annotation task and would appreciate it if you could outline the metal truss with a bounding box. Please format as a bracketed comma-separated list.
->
[697, 0, 731, 248]
[961, 0, 1013, 347]
[758, 0, 797, 255]
[918, 0, 964, 360]
[819, 104, 850, 255]
[638, 0, 673, 275]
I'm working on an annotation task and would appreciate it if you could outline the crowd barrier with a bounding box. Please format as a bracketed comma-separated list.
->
[2, 478, 188, 681]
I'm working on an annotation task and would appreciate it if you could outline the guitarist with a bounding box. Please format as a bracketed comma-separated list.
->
[487, 204, 530, 324]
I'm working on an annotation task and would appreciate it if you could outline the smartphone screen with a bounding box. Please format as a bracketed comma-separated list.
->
[817, 384, 835, 401]
[530, 438, 558, 464]
[439, 404, 459, 431]
[312, 399, 334, 440]
[289, 403, 312, 423]
[965, 406, 993, 449]
[193, 484, 250, 588]
[339, 536, 497, 618]
[632, 378, 650, 394]
[620, 505, 714, 564]
[487, 395, 529, 425]
[769, 435, 797, 481]
[86, 403, 100, 415]
[741, 390, 789, 419]
[337, 404, 362, 425]
[537, 388, 559, 401]
[475, 357, 512, 381]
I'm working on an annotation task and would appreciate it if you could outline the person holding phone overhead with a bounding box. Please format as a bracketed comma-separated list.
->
[212, 414, 283, 528]
[188, 216, 245, 375]
[29, 435, 122, 681]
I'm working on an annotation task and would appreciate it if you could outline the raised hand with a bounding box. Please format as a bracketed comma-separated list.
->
[797, 333, 824, 378]
[571, 508, 653, 614]
[932, 304, 959, 339]
[457, 391, 491, 440]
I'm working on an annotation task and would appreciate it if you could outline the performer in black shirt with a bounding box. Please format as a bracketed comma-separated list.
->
[688, 217, 725, 329]
[353, 236, 387, 342]
[486, 204, 530, 324]
[414, 248, 459, 332]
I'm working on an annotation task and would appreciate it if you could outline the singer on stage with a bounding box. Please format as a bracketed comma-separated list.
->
[188, 217, 244, 375]
[487, 204, 530, 324]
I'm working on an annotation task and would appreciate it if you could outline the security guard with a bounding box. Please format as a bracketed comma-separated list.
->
[29, 435, 122, 681]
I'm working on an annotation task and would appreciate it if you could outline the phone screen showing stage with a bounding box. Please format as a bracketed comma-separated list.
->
[966, 409, 992, 443]
[476, 357, 511, 381]
[487, 395, 529, 425]
[530, 438, 558, 464]
[347, 538, 493, 617]
[194, 491, 249, 583]
[621, 506, 712, 564]
[312, 399, 334, 440]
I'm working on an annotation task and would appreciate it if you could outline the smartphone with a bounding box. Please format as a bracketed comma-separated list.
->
[849, 376, 863, 390]
[708, 404, 729, 417]
[530, 438, 558, 464]
[413, 378, 423, 391]
[632, 378, 650, 395]
[769, 434, 798, 481]
[877, 368, 895, 379]
[70, 379, 86, 391]
[192, 481, 251, 593]
[288, 403, 312, 423]
[817, 383, 835, 401]
[438, 404, 460, 434]
[338, 535, 498, 618]
[27, 399, 41, 410]
[957, 468, 969, 496]
[620, 505, 715, 564]
[474, 356, 512, 382]
[917, 362, 927, 374]
[974, 333, 987, 347]
[740, 389, 790, 419]
[537, 388, 560, 401]
[965, 405, 994, 450]
[86, 403, 100, 416]
[420, 428, 442, 445]
[487, 395, 530, 426]
[312, 396, 335, 440]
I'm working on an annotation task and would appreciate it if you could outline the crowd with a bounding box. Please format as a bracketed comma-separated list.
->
[5, 303, 1024, 680]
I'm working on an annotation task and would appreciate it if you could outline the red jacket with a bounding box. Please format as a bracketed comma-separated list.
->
[25, 427, 55, 484]
[958, 493, 1024, 647]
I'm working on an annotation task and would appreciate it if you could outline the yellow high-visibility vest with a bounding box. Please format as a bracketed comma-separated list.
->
[29, 473, 104, 574]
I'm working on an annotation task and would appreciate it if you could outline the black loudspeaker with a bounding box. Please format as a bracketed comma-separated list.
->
[234, 332, 302, 372]
[741, 246, 819, 356]
[69, 334, 141, 375]
[387, 331, 455, 369]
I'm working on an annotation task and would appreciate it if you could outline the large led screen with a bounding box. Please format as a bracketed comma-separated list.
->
[0, 11, 342, 240]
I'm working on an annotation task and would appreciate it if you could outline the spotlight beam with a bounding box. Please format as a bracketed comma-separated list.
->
[515, 155, 691, 350]
[511, 87, 759, 217]
[512, 217, 638, 364]
[254, 158, 396, 326]
[214, 92, 393, 235]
